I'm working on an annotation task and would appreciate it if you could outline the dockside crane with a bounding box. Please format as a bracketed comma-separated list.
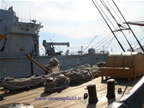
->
[43, 40, 70, 56]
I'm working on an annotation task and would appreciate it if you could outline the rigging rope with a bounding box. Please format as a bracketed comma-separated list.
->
[133, 27, 144, 49]
[95, 36, 113, 50]
[100, 0, 123, 29]
[83, 35, 98, 53]
[130, 16, 144, 22]
[105, 37, 114, 50]
[105, 0, 123, 23]
[112, 0, 144, 52]
[94, 0, 117, 30]
[92, 0, 126, 52]
[100, 0, 134, 51]
[92, 33, 111, 48]
[95, 37, 114, 51]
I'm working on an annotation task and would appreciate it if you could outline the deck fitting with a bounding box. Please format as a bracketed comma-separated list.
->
[87, 84, 98, 104]
[106, 79, 115, 100]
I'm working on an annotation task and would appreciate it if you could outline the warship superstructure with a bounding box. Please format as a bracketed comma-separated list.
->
[0, 6, 42, 57]
[0, 7, 107, 79]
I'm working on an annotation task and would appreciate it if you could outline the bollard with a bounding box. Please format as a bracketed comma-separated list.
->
[106, 79, 115, 100]
[87, 84, 98, 104]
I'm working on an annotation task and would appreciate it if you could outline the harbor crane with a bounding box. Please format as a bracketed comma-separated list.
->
[43, 40, 70, 56]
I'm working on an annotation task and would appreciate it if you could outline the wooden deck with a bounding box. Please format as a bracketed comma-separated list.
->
[0, 77, 141, 108]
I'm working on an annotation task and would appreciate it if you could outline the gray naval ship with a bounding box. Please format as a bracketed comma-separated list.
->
[0, 6, 108, 79]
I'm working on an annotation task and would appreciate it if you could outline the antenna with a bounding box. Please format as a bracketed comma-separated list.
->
[29, 2, 31, 21]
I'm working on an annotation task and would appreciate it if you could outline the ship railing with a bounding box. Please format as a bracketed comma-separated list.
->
[18, 17, 41, 25]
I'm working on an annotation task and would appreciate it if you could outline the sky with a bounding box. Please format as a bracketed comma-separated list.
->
[1, 0, 144, 54]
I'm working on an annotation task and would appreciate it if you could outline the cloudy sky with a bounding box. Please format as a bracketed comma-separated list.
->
[1, 0, 144, 54]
